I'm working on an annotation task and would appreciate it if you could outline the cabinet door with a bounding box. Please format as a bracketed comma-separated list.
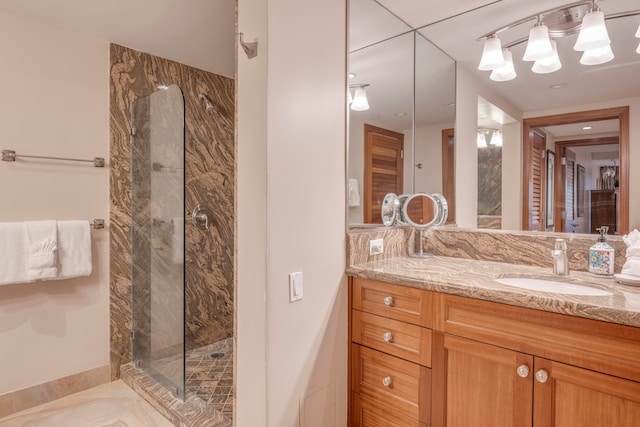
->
[533, 358, 640, 427]
[432, 333, 533, 427]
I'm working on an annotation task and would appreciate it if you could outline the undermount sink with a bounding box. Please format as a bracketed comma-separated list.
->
[494, 277, 613, 297]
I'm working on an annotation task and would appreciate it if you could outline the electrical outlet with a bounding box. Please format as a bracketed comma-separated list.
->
[369, 238, 384, 256]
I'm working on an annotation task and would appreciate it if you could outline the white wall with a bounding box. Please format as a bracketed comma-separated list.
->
[414, 123, 454, 194]
[455, 66, 523, 229]
[525, 96, 640, 230]
[0, 11, 110, 394]
[238, 0, 348, 426]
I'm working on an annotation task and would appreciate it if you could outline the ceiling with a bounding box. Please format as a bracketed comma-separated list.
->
[351, 0, 640, 116]
[0, 0, 235, 78]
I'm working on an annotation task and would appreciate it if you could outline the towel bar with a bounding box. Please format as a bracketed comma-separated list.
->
[91, 219, 105, 229]
[2, 150, 105, 167]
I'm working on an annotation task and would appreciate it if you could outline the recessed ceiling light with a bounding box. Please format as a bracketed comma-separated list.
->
[582, 126, 593, 130]
[394, 112, 407, 116]
[549, 83, 567, 89]
[349, 73, 356, 79]
[157, 84, 169, 90]
[446, 102, 456, 107]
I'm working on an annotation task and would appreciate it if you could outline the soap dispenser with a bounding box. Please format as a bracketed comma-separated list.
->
[589, 226, 615, 277]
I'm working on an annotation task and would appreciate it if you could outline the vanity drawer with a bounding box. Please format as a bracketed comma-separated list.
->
[352, 310, 432, 367]
[352, 278, 432, 327]
[352, 393, 429, 427]
[352, 344, 431, 424]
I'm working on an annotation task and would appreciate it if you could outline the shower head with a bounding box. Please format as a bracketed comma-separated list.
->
[199, 93, 215, 112]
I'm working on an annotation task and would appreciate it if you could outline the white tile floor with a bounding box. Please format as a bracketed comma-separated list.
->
[0, 380, 172, 427]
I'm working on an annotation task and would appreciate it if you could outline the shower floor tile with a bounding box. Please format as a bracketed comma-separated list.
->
[149, 337, 234, 419]
[185, 338, 234, 418]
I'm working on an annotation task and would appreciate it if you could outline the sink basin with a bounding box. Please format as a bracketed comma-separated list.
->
[495, 277, 613, 296]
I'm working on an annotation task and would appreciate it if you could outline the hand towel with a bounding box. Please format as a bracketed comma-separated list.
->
[56, 220, 92, 279]
[348, 178, 361, 207]
[0, 222, 31, 285]
[172, 217, 184, 264]
[24, 220, 58, 280]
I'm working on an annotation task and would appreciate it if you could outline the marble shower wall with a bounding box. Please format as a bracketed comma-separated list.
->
[110, 44, 235, 379]
[477, 146, 502, 229]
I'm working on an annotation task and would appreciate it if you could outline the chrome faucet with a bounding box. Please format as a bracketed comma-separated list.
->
[551, 238, 570, 276]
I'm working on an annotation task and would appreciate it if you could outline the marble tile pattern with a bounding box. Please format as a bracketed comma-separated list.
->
[477, 215, 502, 230]
[0, 365, 110, 419]
[419, 227, 627, 273]
[477, 146, 502, 216]
[347, 255, 640, 328]
[346, 227, 410, 266]
[110, 44, 235, 379]
[121, 363, 231, 427]
[0, 380, 173, 427]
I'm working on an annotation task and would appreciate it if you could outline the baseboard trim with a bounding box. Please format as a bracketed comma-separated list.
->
[0, 365, 110, 418]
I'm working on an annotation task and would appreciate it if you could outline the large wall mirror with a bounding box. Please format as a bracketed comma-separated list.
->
[347, 0, 640, 235]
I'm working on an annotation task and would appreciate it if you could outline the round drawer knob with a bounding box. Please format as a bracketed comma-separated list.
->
[383, 296, 394, 306]
[382, 376, 393, 387]
[516, 365, 530, 378]
[383, 332, 394, 342]
[535, 369, 549, 383]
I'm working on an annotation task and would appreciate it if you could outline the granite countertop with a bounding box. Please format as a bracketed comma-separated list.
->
[347, 256, 640, 328]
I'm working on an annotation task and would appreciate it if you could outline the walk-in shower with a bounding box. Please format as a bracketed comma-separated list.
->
[128, 83, 234, 419]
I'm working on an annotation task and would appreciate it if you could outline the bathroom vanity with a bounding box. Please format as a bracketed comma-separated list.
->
[347, 255, 640, 426]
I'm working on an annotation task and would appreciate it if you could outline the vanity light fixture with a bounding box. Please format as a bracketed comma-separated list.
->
[574, 4, 610, 51]
[490, 49, 517, 81]
[532, 39, 562, 74]
[477, 130, 488, 148]
[490, 130, 503, 147]
[477, 1, 640, 81]
[523, 20, 554, 61]
[580, 44, 614, 65]
[350, 84, 370, 111]
[478, 35, 505, 70]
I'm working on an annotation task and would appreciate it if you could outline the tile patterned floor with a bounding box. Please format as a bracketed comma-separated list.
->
[0, 380, 173, 427]
[184, 338, 234, 418]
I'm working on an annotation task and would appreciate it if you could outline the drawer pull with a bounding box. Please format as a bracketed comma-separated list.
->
[383, 332, 394, 342]
[382, 376, 393, 387]
[516, 365, 530, 378]
[383, 296, 395, 306]
[535, 369, 549, 383]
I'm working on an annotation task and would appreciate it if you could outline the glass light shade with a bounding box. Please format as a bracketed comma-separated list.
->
[490, 130, 503, 147]
[347, 88, 353, 105]
[350, 86, 369, 111]
[637, 41, 640, 54]
[477, 131, 487, 148]
[574, 10, 610, 51]
[636, 23, 640, 38]
[580, 44, 614, 65]
[478, 37, 505, 70]
[490, 50, 517, 82]
[532, 40, 562, 74]
[523, 24, 554, 61]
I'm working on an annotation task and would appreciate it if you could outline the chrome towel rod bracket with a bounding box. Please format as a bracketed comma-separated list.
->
[2, 150, 105, 167]
[92, 219, 105, 229]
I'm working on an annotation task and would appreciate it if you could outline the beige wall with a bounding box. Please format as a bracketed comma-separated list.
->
[455, 66, 523, 229]
[238, 0, 347, 426]
[0, 11, 110, 394]
[414, 123, 454, 194]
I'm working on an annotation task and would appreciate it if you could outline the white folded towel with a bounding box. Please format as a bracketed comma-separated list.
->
[349, 178, 361, 208]
[24, 220, 58, 281]
[55, 220, 92, 280]
[172, 217, 184, 264]
[0, 222, 32, 285]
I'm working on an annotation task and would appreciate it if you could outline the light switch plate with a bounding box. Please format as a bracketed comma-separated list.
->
[369, 238, 384, 256]
[289, 271, 303, 302]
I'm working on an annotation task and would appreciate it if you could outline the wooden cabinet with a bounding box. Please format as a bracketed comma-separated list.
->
[350, 278, 432, 426]
[432, 293, 640, 427]
[349, 277, 640, 426]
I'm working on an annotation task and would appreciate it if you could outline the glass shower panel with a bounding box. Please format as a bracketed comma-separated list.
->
[131, 85, 186, 399]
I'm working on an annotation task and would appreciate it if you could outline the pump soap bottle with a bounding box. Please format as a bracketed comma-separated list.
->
[589, 226, 615, 277]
